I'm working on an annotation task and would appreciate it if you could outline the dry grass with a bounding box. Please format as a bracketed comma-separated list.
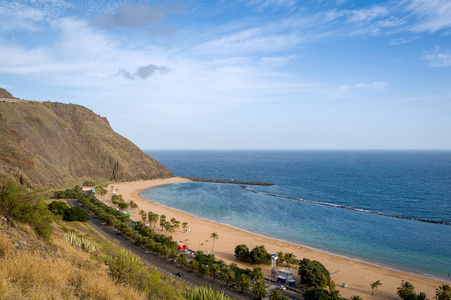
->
[0, 228, 146, 300]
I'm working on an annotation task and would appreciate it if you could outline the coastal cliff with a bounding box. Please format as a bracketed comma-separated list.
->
[0, 88, 172, 188]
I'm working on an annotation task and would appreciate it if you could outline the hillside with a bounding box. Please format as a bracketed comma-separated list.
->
[0, 89, 172, 188]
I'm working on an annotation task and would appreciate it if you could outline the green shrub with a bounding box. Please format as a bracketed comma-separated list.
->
[63, 207, 90, 221]
[249, 245, 271, 264]
[234, 244, 250, 261]
[0, 180, 53, 240]
[298, 258, 331, 288]
[48, 201, 69, 215]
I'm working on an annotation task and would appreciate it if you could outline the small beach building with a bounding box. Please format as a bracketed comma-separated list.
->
[177, 241, 188, 250]
[277, 269, 294, 283]
[81, 187, 96, 194]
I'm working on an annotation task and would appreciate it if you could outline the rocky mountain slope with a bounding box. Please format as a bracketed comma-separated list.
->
[0, 89, 172, 188]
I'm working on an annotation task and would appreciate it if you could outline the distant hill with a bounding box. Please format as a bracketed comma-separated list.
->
[0, 89, 172, 188]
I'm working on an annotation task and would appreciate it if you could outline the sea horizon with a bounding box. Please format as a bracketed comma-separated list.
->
[143, 150, 451, 280]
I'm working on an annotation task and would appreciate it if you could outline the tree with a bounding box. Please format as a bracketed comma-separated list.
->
[176, 253, 189, 268]
[168, 248, 178, 263]
[269, 290, 289, 300]
[187, 259, 199, 272]
[329, 289, 342, 300]
[249, 266, 264, 282]
[182, 222, 188, 232]
[82, 180, 95, 187]
[234, 244, 250, 261]
[63, 207, 90, 221]
[160, 215, 166, 230]
[149, 212, 159, 227]
[210, 232, 219, 252]
[283, 253, 296, 269]
[276, 251, 285, 268]
[436, 285, 451, 300]
[303, 288, 331, 300]
[209, 263, 220, 282]
[129, 200, 138, 209]
[252, 281, 268, 300]
[371, 280, 383, 295]
[298, 258, 331, 288]
[398, 281, 416, 300]
[249, 245, 271, 264]
[174, 220, 180, 231]
[220, 266, 235, 287]
[349, 296, 363, 300]
[236, 274, 252, 294]
[0, 180, 53, 240]
[417, 292, 428, 300]
[139, 210, 147, 222]
[48, 201, 69, 215]
[118, 202, 129, 210]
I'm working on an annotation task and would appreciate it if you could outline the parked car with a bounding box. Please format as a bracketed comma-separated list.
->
[277, 285, 286, 290]
[145, 251, 152, 254]
[176, 272, 183, 277]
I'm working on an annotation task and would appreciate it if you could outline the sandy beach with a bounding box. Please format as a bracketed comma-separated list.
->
[102, 178, 448, 299]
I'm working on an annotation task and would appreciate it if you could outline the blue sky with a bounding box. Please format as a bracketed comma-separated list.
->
[1, 0, 450, 149]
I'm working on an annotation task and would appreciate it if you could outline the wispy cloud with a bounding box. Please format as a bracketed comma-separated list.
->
[118, 64, 171, 80]
[424, 46, 451, 67]
[406, 0, 451, 32]
[92, 3, 165, 29]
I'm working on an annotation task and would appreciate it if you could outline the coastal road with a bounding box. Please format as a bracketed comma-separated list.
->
[67, 199, 253, 300]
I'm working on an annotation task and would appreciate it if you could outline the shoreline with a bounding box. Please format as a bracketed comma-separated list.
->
[103, 178, 448, 300]
[139, 186, 447, 282]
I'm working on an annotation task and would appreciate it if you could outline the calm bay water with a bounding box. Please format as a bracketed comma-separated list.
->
[142, 150, 451, 279]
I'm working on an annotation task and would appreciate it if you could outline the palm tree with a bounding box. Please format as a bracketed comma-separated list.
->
[436, 284, 451, 300]
[249, 266, 264, 282]
[348, 296, 363, 300]
[170, 217, 177, 225]
[174, 220, 180, 231]
[284, 253, 295, 269]
[176, 253, 188, 268]
[417, 292, 428, 300]
[210, 232, 219, 252]
[236, 274, 252, 294]
[209, 263, 220, 282]
[371, 280, 382, 295]
[398, 281, 416, 300]
[187, 259, 199, 272]
[139, 210, 147, 222]
[220, 266, 235, 287]
[167, 224, 175, 236]
[329, 289, 342, 300]
[252, 281, 268, 300]
[182, 222, 188, 232]
[148, 212, 159, 227]
[276, 251, 284, 269]
[269, 290, 288, 300]
[168, 248, 178, 263]
[159, 215, 166, 230]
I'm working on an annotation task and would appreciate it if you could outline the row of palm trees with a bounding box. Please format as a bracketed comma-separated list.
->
[398, 281, 450, 300]
[176, 252, 284, 300]
[137, 209, 189, 236]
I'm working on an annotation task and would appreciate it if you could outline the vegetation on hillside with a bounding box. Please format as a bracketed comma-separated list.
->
[0, 96, 172, 188]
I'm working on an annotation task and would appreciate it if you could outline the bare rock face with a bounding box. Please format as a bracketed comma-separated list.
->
[0, 89, 172, 188]
[0, 88, 15, 99]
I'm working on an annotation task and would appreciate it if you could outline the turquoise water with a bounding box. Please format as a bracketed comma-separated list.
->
[142, 150, 451, 279]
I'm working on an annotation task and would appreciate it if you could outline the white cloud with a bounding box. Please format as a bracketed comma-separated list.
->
[424, 46, 451, 67]
[407, 0, 451, 32]
[347, 6, 389, 23]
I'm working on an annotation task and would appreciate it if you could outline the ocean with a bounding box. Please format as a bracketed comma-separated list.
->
[142, 150, 451, 280]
